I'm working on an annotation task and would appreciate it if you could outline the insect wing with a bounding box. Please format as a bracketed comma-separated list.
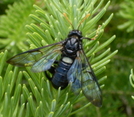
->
[67, 58, 82, 93]
[31, 48, 62, 72]
[67, 50, 102, 107]
[7, 42, 63, 72]
[79, 50, 102, 107]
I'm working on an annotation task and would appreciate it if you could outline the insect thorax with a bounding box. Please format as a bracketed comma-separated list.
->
[62, 30, 83, 58]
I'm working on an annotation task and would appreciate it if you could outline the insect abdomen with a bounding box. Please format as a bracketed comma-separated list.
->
[52, 57, 73, 89]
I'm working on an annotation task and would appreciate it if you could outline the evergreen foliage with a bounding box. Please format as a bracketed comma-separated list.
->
[0, 0, 35, 51]
[129, 69, 134, 100]
[0, 0, 133, 117]
[117, 0, 134, 32]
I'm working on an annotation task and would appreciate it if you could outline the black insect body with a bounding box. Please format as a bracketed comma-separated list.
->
[7, 30, 102, 107]
[51, 30, 82, 89]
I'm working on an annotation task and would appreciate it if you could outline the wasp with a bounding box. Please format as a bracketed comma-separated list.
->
[7, 14, 102, 107]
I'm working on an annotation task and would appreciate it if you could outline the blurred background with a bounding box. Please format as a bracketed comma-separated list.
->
[0, 0, 134, 117]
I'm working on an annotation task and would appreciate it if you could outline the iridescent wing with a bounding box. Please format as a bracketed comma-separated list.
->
[67, 50, 102, 107]
[7, 41, 63, 72]
[67, 58, 82, 93]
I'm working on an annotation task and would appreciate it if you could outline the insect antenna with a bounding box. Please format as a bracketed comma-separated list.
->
[63, 13, 74, 29]
[77, 14, 90, 30]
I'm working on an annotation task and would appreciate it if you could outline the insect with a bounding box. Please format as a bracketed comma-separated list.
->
[7, 14, 102, 107]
